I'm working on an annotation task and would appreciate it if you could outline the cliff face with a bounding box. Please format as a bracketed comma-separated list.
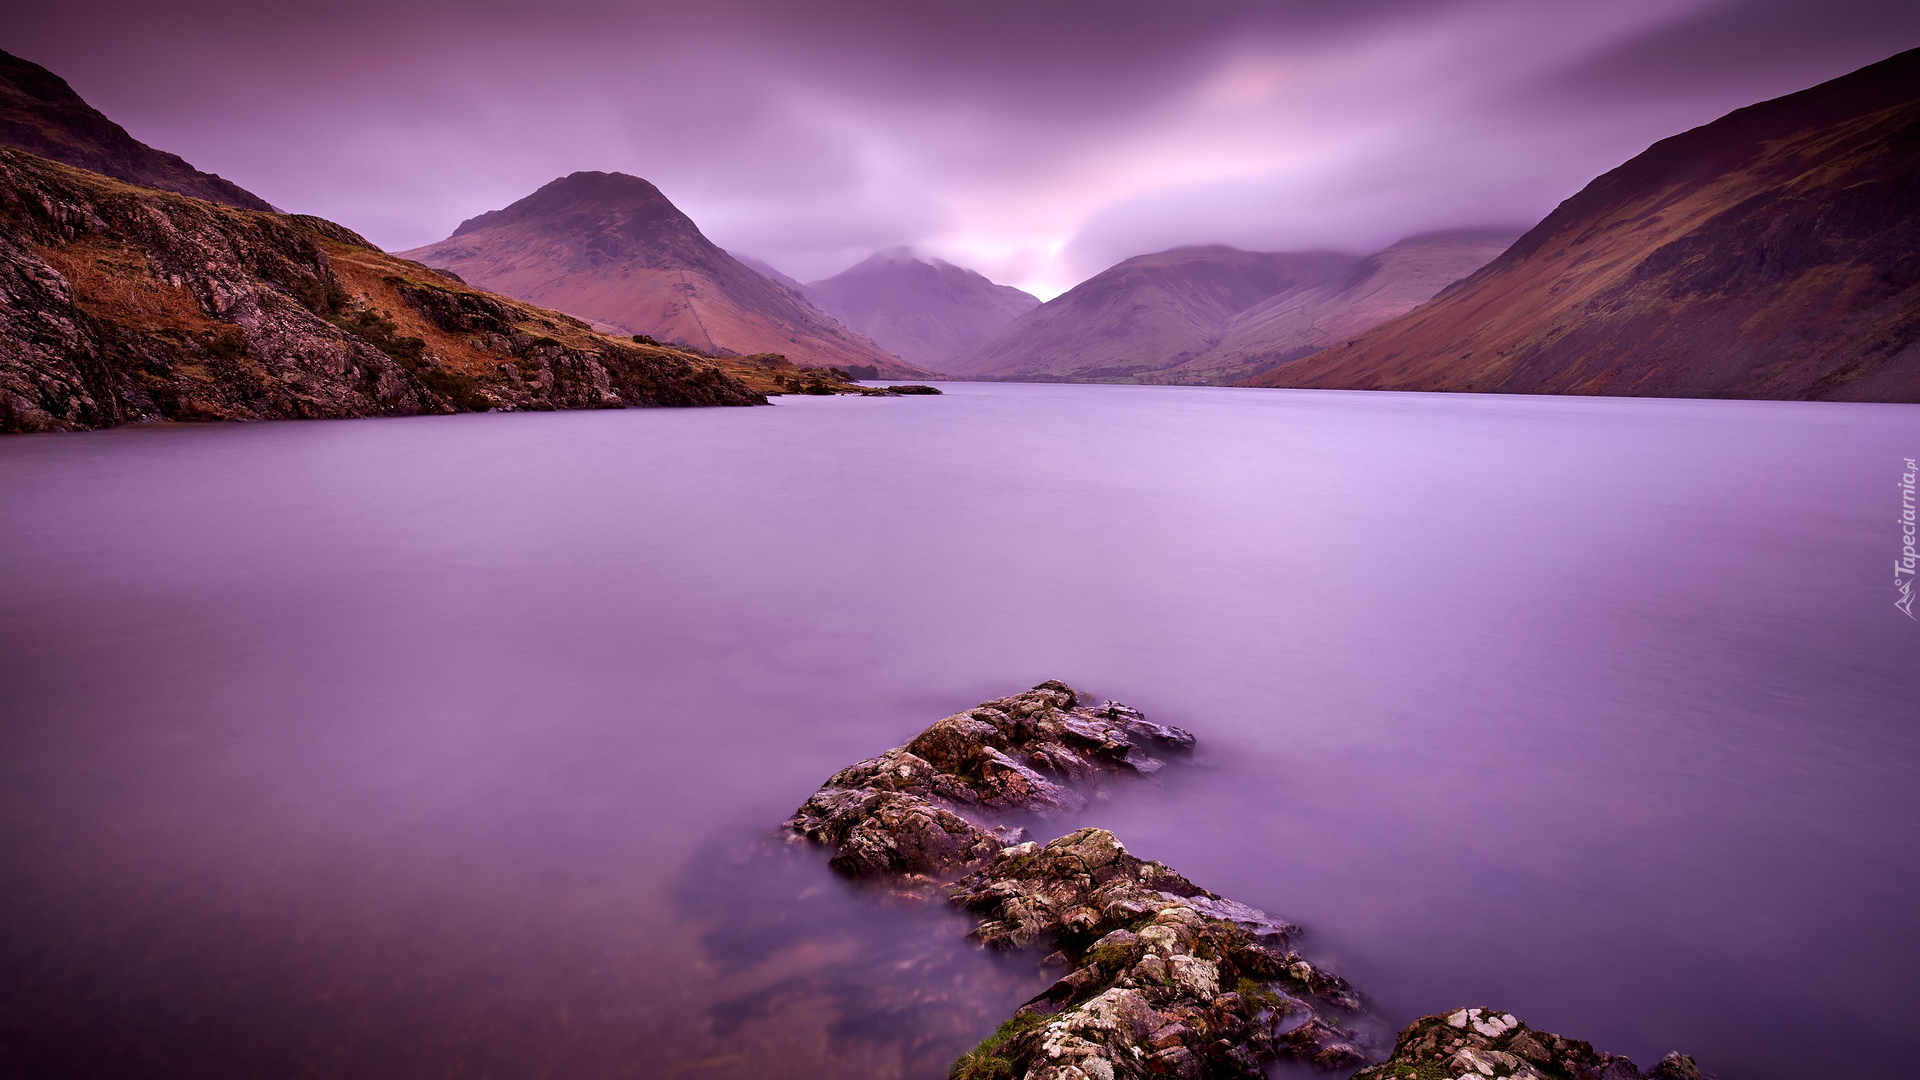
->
[399, 172, 933, 379]
[0, 49, 274, 212]
[0, 149, 763, 434]
[945, 246, 1358, 381]
[802, 250, 1040, 368]
[1242, 48, 1920, 401]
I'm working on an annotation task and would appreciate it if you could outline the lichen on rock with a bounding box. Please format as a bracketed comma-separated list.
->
[947, 828, 1369, 1078]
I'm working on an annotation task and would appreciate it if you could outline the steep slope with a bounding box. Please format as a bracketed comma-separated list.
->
[1243, 48, 1920, 401]
[399, 173, 931, 378]
[1160, 229, 1520, 384]
[0, 148, 764, 433]
[0, 48, 273, 212]
[802, 249, 1040, 367]
[946, 246, 1357, 381]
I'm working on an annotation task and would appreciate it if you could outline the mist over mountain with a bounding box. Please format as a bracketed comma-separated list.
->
[1242, 47, 1920, 401]
[0, 48, 272, 211]
[399, 172, 930, 378]
[802, 250, 1040, 368]
[732, 252, 806, 292]
[943, 247, 1359, 381]
[1160, 230, 1523, 384]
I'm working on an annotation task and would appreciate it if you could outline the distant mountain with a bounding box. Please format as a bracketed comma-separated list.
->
[802, 249, 1040, 368]
[399, 173, 930, 378]
[1159, 229, 1520, 384]
[1243, 48, 1920, 401]
[0, 48, 273, 212]
[945, 246, 1358, 381]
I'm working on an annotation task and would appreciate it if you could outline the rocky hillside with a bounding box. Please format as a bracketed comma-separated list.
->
[945, 246, 1358, 381]
[802, 249, 1040, 368]
[0, 149, 765, 434]
[1242, 48, 1920, 401]
[399, 172, 933, 378]
[0, 48, 273, 212]
[1159, 229, 1520, 385]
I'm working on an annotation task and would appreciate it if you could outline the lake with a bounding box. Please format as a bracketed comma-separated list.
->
[1, 383, 1915, 1079]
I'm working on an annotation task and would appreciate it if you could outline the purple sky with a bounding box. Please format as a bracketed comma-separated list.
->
[12, 0, 1917, 297]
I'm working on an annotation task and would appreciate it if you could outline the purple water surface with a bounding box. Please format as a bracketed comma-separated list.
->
[1, 383, 1915, 1079]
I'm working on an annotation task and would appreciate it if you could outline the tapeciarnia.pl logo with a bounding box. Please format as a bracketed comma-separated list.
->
[1899, 457, 1917, 620]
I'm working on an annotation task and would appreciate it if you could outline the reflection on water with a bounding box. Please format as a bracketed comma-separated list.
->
[668, 828, 1047, 1079]
[0, 384, 1915, 1079]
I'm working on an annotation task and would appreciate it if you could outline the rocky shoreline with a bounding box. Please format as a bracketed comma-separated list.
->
[784, 682, 1709, 1080]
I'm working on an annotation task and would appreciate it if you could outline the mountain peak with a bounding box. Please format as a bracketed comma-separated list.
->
[450, 170, 685, 237]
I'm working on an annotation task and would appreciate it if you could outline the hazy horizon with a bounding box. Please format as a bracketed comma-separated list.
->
[9, 0, 1918, 298]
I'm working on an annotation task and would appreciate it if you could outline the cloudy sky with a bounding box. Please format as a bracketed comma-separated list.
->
[11, 0, 1917, 297]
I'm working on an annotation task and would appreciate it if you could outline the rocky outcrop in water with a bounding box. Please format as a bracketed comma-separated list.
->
[786, 682, 1195, 879]
[1354, 1008, 1704, 1080]
[784, 682, 1371, 1078]
[948, 828, 1368, 1078]
[0, 148, 764, 433]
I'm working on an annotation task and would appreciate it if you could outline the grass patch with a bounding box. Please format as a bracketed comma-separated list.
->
[948, 1013, 1052, 1080]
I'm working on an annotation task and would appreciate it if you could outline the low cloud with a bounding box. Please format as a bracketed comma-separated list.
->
[11, 0, 1916, 296]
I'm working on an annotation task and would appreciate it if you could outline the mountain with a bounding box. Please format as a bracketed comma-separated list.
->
[945, 246, 1359, 381]
[1242, 48, 1920, 401]
[0, 48, 273, 212]
[0, 148, 764, 433]
[1158, 229, 1521, 384]
[802, 249, 1040, 367]
[398, 173, 931, 378]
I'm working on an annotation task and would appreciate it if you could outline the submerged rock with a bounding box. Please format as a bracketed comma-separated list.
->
[1353, 1008, 1705, 1080]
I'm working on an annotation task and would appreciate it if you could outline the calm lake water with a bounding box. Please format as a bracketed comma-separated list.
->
[1, 383, 1915, 1080]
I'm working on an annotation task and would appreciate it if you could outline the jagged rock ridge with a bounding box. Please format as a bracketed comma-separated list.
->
[399, 172, 934, 378]
[1241, 47, 1920, 401]
[803, 249, 1040, 368]
[0, 149, 763, 433]
[0, 48, 273, 212]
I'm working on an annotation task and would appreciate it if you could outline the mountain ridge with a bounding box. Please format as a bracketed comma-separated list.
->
[0, 48, 274, 212]
[1240, 47, 1920, 401]
[0, 148, 767, 433]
